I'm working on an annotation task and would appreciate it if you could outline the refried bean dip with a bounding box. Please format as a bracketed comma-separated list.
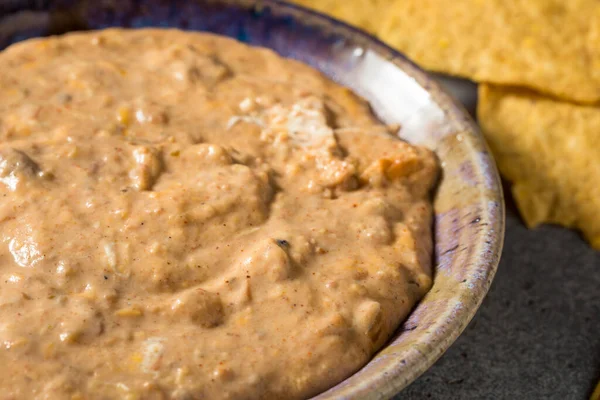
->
[0, 29, 438, 399]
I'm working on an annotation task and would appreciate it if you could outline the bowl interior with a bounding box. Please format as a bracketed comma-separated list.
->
[0, 1, 504, 398]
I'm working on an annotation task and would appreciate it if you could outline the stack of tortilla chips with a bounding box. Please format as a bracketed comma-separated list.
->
[293, 0, 600, 249]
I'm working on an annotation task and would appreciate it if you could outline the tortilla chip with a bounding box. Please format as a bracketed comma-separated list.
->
[381, 0, 600, 103]
[478, 84, 600, 249]
[291, 0, 392, 34]
[591, 379, 600, 400]
[295, 0, 600, 103]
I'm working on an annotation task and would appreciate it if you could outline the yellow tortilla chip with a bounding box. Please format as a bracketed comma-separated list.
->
[380, 0, 600, 103]
[591, 379, 600, 400]
[478, 84, 600, 249]
[294, 0, 600, 103]
[291, 0, 392, 35]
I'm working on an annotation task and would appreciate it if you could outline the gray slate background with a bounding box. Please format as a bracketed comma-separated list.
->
[396, 78, 600, 400]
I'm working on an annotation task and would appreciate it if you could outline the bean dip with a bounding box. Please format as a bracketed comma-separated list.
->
[0, 29, 438, 399]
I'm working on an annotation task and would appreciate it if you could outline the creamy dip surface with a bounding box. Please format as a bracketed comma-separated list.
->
[0, 29, 438, 400]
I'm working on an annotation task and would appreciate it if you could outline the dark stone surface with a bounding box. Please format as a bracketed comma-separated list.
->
[396, 79, 600, 400]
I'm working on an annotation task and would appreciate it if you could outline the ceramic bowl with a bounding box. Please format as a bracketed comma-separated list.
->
[0, 1, 505, 398]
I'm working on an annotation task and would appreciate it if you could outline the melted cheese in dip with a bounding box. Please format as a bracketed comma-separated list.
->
[0, 29, 438, 400]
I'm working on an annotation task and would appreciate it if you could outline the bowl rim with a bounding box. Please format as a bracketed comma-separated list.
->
[251, 0, 506, 397]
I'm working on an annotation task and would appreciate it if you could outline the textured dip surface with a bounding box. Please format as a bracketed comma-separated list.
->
[0, 29, 437, 400]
